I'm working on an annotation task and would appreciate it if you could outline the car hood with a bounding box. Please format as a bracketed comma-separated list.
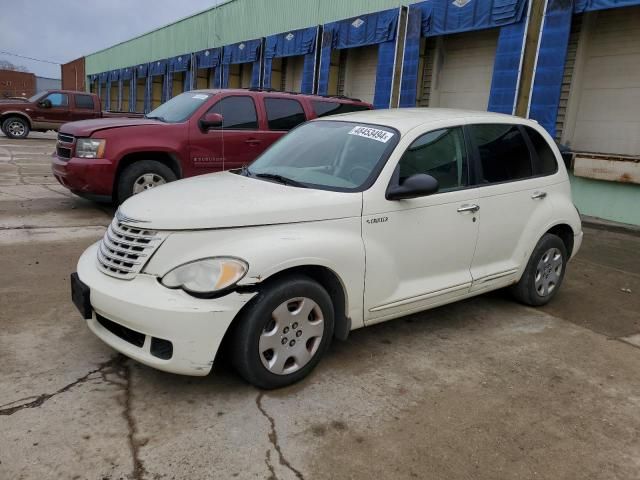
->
[118, 171, 363, 230]
[60, 118, 164, 136]
[0, 100, 30, 107]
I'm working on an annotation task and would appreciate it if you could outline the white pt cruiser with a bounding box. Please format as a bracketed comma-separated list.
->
[72, 109, 583, 389]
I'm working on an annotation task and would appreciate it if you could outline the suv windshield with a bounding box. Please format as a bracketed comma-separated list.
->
[248, 121, 398, 191]
[145, 92, 211, 123]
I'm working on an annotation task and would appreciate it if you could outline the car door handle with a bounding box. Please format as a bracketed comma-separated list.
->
[245, 138, 261, 146]
[531, 191, 547, 200]
[457, 204, 480, 213]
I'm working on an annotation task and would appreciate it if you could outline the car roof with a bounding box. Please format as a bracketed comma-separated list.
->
[321, 108, 539, 135]
[189, 88, 369, 105]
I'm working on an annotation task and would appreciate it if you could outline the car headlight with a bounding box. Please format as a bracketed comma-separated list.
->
[160, 257, 248, 296]
[76, 138, 106, 159]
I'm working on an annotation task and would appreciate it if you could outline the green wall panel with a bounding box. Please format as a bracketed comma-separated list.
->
[570, 174, 640, 226]
[86, 0, 422, 74]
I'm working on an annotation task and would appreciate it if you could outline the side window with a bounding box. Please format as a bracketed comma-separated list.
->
[398, 127, 468, 191]
[264, 98, 306, 131]
[523, 126, 558, 176]
[209, 96, 258, 129]
[312, 101, 370, 118]
[469, 124, 532, 184]
[44, 93, 69, 107]
[75, 94, 95, 110]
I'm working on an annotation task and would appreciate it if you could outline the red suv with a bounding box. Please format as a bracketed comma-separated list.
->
[52, 89, 371, 204]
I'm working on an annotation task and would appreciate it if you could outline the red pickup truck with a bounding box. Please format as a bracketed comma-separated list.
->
[52, 89, 371, 204]
[0, 90, 141, 139]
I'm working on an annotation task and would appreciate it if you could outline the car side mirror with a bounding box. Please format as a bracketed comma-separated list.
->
[199, 112, 223, 131]
[39, 99, 52, 109]
[386, 173, 439, 200]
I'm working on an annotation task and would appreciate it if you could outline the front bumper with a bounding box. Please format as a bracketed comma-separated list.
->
[51, 154, 116, 197]
[77, 243, 256, 376]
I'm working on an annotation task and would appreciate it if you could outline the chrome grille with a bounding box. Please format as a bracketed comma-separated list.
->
[97, 218, 164, 279]
[57, 133, 74, 160]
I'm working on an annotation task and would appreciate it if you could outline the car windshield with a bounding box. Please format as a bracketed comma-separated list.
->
[145, 92, 211, 123]
[248, 121, 398, 191]
[28, 93, 45, 102]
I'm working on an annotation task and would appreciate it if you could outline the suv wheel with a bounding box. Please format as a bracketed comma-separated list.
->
[2, 116, 30, 139]
[511, 233, 568, 306]
[116, 160, 177, 204]
[231, 275, 334, 389]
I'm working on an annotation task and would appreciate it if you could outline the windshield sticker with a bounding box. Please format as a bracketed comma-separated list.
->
[348, 126, 394, 143]
[192, 94, 209, 100]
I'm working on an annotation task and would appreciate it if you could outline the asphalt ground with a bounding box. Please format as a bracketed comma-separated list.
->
[1, 134, 639, 480]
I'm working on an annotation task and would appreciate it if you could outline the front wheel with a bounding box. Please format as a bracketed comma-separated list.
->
[231, 275, 334, 389]
[2, 116, 30, 139]
[116, 160, 177, 205]
[511, 233, 568, 306]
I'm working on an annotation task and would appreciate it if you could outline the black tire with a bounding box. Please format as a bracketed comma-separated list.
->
[116, 160, 177, 205]
[231, 275, 334, 389]
[511, 233, 568, 306]
[2, 116, 30, 139]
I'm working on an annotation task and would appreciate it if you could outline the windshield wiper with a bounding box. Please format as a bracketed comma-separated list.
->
[254, 172, 306, 188]
[145, 115, 167, 122]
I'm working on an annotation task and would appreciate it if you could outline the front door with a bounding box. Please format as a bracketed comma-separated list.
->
[466, 123, 553, 293]
[33, 92, 71, 129]
[362, 126, 480, 324]
[189, 95, 272, 173]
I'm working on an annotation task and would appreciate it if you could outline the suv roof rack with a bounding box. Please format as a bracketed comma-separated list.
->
[318, 94, 363, 102]
[246, 87, 300, 95]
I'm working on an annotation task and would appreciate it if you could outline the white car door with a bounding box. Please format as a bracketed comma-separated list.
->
[362, 126, 480, 325]
[466, 123, 554, 293]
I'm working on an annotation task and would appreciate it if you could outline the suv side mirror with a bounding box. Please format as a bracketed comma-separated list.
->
[386, 173, 439, 200]
[39, 99, 52, 109]
[199, 112, 223, 131]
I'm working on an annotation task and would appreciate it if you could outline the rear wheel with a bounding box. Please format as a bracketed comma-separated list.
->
[116, 160, 176, 204]
[511, 233, 568, 306]
[231, 275, 334, 389]
[2, 116, 30, 139]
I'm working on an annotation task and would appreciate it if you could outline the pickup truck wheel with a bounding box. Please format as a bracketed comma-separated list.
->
[117, 160, 177, 204]
[510, 234, 567, 306]
[2, 117, 30, 139]
[231, 275, 334, 389]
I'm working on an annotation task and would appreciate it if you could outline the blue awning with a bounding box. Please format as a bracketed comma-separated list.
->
[149, 59, 168, 77]
[265, 26, 317, 59]
[324, 8, 398, 49]
[575, 0, 640, 12]
[98, 72, 109, 84]
[195, 48, 221, 69]
[136, 63, 149, 78]
[168, 54, 191, 73]
[108, 70, 120, 82]
[222, 39, 261, 65]
[89, 74, 98, 83]
[121, 67, 134, 81]
[415, 0, 527, 37]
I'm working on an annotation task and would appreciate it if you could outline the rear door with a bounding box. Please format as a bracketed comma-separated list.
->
[260, 96, 309, 147]
[71, 93, 100, 121]
[466, 123, 554, 293]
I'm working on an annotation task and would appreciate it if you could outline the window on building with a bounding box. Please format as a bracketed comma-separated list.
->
[470, 124, 532, 183]
[44, 93, 69, 107]
[312, 101, 370, 118]
[264, 98, 306, 131]
[398, 127, 468, 191]
[523, 126, 558, 176]
[209, 96, 258, 129]
[75, 94, 94, 110]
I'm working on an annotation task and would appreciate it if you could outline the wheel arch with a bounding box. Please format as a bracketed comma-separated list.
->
[0, 112, 32, 129]
[113, 151, 182, 199]
[544, 223, 575, 258]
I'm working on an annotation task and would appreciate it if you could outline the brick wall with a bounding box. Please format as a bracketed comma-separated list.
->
[61, 57, 86, 92]
[0, 69, 36, 98]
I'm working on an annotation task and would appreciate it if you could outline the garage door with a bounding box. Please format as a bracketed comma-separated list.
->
[570, 7, 640, 156]
[284, 56, 305, 92]
[109, 84, 119, 111]
[343, 45, 378, 104]
[431, 29, 499, 111]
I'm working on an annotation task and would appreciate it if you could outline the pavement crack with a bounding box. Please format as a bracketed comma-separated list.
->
[256, 392, 305, 480]
[0, 356, 121, 416]
[117, 361, 146, 480]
